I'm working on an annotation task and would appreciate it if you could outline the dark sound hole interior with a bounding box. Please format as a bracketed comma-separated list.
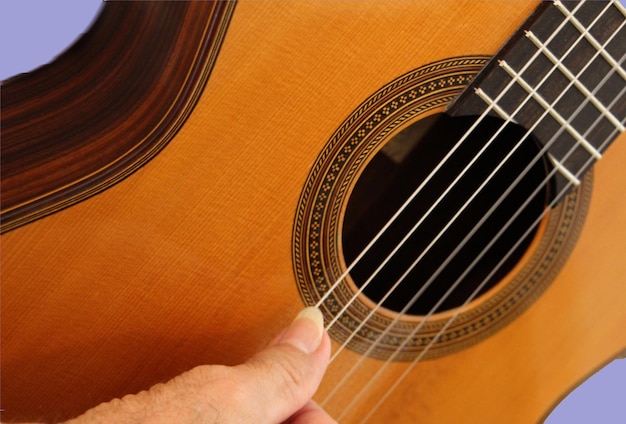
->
[342, 113, 552, 316]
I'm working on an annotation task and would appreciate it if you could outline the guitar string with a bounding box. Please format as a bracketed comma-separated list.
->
[351, 79, 626, 423]
[360, 85, 626, 424]
[314, 0, 587, 336]
[340, 28, 626, 424]
[325, 1, 626, 354]
[359, 13, 626, 420]
[342, 0, 623, 410]
[334, 40, 626, 422]
[320, 0, 609, 385]
[360, 128, 626, 422]
[314, 99, 506, 310]
[322, 1, 624, 416]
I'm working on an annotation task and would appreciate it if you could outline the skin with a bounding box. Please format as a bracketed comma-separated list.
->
[11, 308, 336, 424]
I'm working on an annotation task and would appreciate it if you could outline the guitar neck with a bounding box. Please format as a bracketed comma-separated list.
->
[449, 0, 626, 197]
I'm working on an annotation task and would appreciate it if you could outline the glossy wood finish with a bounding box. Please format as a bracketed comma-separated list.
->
[1, 1, 235, 232]
[2, 1, 625, 422]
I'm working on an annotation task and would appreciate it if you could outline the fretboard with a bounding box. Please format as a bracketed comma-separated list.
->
[449, 0, 626, 196]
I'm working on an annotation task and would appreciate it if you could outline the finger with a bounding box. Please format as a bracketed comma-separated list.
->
[270, 307, 325, 354]
[234, 307, 331, 423]
[284, 400, 337, 424]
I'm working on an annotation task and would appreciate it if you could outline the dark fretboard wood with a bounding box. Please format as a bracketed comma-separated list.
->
[449, 0, 626, 199]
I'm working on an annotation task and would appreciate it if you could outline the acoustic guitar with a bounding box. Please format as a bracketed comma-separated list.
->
[2, 1, 625, 422]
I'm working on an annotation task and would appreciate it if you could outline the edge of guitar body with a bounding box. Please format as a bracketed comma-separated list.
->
[0, 0, 236, 233]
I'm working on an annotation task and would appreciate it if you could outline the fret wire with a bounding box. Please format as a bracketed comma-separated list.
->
[547, 153, 581, 186]
[554, 0, 626, 81]
[499, 60, 603, 160]
[474, 3, 596, 186]
[474, 88, 514, 121]
[475, 88, 580, 187]
[525, 30, 626, 132]
[476, 86, 581, 187]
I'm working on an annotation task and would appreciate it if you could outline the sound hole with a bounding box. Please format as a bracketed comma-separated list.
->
[342, 113, 552, 316]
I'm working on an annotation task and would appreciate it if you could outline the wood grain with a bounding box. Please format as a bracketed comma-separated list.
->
[2, 1, 625, 422]
[0, 1, 235, 232]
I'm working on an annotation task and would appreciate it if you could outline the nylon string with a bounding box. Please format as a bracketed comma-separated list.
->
[321, 0, 589, 378]
[360, 82, 626, 424]
[336, 40, 625, 424]
[307, 0, 626, 419]
[330, 4, 624, 420]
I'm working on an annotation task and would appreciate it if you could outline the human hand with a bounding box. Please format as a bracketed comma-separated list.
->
[66, 307, 335, 423]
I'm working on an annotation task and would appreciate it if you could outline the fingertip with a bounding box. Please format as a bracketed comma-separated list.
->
[278, 307, 326, 355]
[295, 307, 324, 332]
[240, 308, 332, 422]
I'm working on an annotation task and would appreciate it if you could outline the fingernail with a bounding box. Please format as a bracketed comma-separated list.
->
[282, 307, 324, 355]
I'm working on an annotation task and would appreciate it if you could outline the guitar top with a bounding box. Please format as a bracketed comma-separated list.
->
[2, 1, 625, 422]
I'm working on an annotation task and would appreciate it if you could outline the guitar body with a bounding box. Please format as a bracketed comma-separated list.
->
[2, 1, 625, 422]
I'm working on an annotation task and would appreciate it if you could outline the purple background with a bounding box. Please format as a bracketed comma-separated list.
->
[1, 1, 625, 422]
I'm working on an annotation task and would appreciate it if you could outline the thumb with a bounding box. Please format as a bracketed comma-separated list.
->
[235, 307, 332, 423]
